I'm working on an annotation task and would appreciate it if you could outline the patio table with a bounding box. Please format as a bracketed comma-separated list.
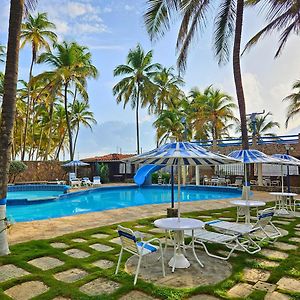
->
[154, 217, 204, 272]
[270, 192, 298, 215]
[230, 200, 266, 224]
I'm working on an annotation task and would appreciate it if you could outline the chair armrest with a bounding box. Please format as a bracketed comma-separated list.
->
[143, 237, 164, 247]
[134, 231, 145, 240]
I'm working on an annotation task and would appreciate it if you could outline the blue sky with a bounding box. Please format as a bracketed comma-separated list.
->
[1, 0, 300, 158]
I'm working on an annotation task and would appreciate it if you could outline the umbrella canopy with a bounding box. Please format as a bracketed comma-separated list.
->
[62, 160, 90, 167]
[271, 154, 300, 166]
[128, 142, 239, 219]
[128, 142, 239, 166]
[228, 149, 281, 164]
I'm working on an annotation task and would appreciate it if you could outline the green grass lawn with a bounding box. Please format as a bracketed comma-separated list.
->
[0, 205, 299, 300]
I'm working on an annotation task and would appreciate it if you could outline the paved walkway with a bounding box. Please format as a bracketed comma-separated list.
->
[8, 191, 273, 244]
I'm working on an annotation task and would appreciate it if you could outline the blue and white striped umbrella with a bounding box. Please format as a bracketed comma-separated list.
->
[228, 149, 282, 164]
[62, 160, 89, 167]
[272, 154, 300, 166]
[128, 142, 239, 166]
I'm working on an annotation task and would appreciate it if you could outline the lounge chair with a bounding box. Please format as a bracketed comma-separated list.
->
[115, 225, 165, 285]
[185, 227, 261, 260]
[229, 177, 243, 187]
[70, 179, 81, 188]
[92, 176, 101, 186]
[207, 208, 281, 242]
[82, 177, 92, 186]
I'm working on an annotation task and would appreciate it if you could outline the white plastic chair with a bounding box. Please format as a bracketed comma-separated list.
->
[115, 225, 165, 285]
[92, 176, 101, 186]
[82, 177, 92, 186]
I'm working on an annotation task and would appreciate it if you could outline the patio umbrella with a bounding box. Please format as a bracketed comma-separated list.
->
[127, 142, 239, 218]
[62, 160, 89, 177]
[228, 150, 282, 199]
[271, 154, 300, 193]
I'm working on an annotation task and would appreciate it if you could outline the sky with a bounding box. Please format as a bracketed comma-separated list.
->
[1, 0, 300, 159]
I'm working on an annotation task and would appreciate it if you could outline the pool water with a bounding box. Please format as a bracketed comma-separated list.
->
[6, 186, 241, 222]
[7, 190, 63, 200]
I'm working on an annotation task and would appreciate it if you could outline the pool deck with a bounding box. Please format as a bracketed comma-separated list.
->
[7, 188, 274, 245]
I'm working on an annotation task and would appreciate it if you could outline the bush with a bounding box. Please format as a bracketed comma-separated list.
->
[152, 172, 170, 184]
[9, 161, 27, 183]
[99, 163, 109, 183]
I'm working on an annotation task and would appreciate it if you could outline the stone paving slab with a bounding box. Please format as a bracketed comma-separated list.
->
[54, 268, 88, 282]
[92, 259, 114, 269]
[148, 228, 165, 233]
[289, 237, 300, 243]
[273, 241, 298, 251]
[119, 291, 159, 300]
[79, 277, 120, 296]
[264, 291, 292, 300]
[0, 264, 29, 283]
[91, 233, 109, 239]
[255, 259, 280, 268]
[227, 283, 253, 298]
[63, 248, 90, 258]
[253, 281, 276, 292]
[71, 238, 87, 243]
[260, 249, 289, 260]
[277, 277, 300, 293]
[28, 256, 64, 270]
[187, 295, 220, 300]
[243, 268, 270, 283]
[109, 237, 122, 245]
[50, 242, 69, 249]
[52, 297, 72, 300]
[89, 243, 114, 252]
[273, 220, 290, 225]
[4, 281, 49, 300]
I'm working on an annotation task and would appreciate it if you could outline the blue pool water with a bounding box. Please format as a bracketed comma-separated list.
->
[7, 190, 63, 200]
[6, 186, 241, 222]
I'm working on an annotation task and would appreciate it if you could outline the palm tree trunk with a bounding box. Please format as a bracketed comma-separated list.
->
[0, 0, 24, 256]
[21, 53, 35, 160]
[44, 102, 54, 160]
[64, 82, 74, 160]
[73, 124, 80, 155]
[233, 0, 249, 150]
[136, 90, 140, 154]
[55, 131, 66, 160]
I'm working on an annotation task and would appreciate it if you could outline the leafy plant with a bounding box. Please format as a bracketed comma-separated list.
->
[8, 161, 28, 183]
[152, 172, 170, 184]
[99, 163, 109, 183]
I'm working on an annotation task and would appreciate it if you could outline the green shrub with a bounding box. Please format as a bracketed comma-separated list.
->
[9, 161, 27, 183]
[99, 163, 109, 183]
[152, 172, 170, 184]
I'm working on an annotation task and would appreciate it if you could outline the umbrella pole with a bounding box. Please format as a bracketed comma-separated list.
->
[244, 164, 249, 201]
[281, 164, 284, 193]
[178, 165, 181, 220]
[171, 166, 174, 208]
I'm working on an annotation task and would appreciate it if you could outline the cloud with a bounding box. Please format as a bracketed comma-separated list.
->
[124, 5, 134, 11]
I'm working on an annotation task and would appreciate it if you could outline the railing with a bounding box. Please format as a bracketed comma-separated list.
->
[194, 134, 299, 147]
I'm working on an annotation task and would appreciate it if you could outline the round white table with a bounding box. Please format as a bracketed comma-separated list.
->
[154, 217, 204, 272]
[230, 200, 266, 223]
[270, 192, 298, 215]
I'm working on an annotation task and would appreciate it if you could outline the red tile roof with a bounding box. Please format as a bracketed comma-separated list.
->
[83, 153, 135, 162]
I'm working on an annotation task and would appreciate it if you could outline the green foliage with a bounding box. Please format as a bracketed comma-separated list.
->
[99, 163, 109, 183]
[152, 172, 170, 184]
[8, 161, 27, 183]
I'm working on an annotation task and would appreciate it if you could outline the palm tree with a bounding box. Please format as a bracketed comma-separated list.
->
[20, 12, 57, 160]
[113, 44, 161, 154]
[0, 73, 3, 98]
[144, 0, 250, 149]
[37, 41, 98, 160]
[190, 86, 237, 146]
[0, 0, 37, 256]
[284, 80, 300, 128]
[71, 100, 97, 154]
[244, 0, 300, 57]
[0, 46, 5, 64]
[250, 112, 280, 138]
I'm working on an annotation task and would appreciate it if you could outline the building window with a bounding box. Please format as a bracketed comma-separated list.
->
[119, 163, 132, 174]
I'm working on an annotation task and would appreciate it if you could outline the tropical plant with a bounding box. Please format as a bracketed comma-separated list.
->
[20, 12, 57, 160]
[244, 0, 300, 57]
[284, 80, 300, 128]
[190, 86, 237, 145]
[113, 44, 161, 154]
[8, 161, 27, 183]
[250, 112, 280, 138]
[99, 163, 109, 183]
[0, 0, 37, 256]
[37, 41, 98, 160]
[71, 100, 97, 155]
[144, 0, 250, 150]
[0, 46, 5, 64]
[0, 73, 3, 98]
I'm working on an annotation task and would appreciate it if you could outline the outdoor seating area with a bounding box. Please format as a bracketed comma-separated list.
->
[69, 173, 102, 188]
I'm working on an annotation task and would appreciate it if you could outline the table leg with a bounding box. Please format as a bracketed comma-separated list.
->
[244, 207, 251, 224]
[191, 229, 204, 267]
[168, 230, 190, 271]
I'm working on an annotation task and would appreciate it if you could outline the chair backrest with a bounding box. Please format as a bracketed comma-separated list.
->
[254, 207, 275, 229]
[69, 172, 76, 181]
[93, 176, 101, 184]
[235, 177, 243, 185]
[117, 225, 138, 254]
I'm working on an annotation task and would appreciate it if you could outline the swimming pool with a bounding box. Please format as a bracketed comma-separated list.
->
[6, 185, 241, 222]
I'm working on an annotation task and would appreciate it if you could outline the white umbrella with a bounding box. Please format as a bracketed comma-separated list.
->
[62, 160, 89, 177]
[127, 142, 239, 218]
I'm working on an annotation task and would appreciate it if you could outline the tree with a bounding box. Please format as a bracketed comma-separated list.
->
[144, 0, 250, 150]
[37, 41, 98, 160]
[20, 12, 57, 160]
[0, 0, 37, 256]
[113, 44, 161, 154]
[250, 112, 280, 138]
[284, 80, 300, 128]
[71, 100, 97, 155]
[8, 161, 27, 183]
[244, 0, 300, 57]
[0, 46, 5, 64]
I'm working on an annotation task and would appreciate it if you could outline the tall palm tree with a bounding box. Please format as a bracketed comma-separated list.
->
[20, 12, 57, 160]
[37, 41, 98, 160]
[284, 80, 300, 128]
[250, 112, 280, 138]
[244, 0, 300, 57]
[0, 0, 37, 256]
[71, 100, 97, 154]
[144, 0, 250, 149]
[113, 44, 161, 154]
[190, 86, 237, 146]
[0, 46, 6, 64]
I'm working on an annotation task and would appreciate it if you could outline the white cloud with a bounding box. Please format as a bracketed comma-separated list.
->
[124, 5, 134, 11]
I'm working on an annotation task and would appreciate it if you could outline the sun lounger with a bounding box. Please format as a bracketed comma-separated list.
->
[92, 176, 101, 186]
[207, 208, 281, 242]
[82, 177, 92, 186]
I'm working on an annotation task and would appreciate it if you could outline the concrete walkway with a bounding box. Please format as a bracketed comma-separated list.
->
[8, 191, 273, 244]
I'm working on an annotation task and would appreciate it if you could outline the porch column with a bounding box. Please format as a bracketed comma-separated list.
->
[257, 163, 263, 186]
[196, 165, 200, 185]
